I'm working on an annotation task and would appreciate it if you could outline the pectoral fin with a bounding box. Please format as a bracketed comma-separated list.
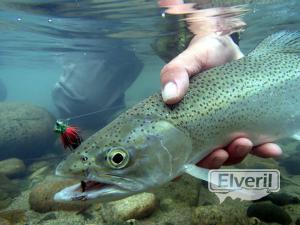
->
[184, 164, 210, 182]
[292, 132, 300, 141]
[183, 164, 227, 187]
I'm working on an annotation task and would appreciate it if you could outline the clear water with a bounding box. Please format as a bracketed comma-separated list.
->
[0, 0, 299, 224]
[0, 0, 163, 113]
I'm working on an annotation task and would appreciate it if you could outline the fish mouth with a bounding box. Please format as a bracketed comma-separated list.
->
[54, 179, 129, 202]
[80, 180, 108, 193]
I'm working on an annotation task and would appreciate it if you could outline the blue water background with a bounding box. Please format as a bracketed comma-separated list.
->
[0, 0, 163, 116]
[1, 0, 299, 116]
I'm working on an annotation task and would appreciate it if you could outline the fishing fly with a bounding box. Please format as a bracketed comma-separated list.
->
[54, 119, 82, 150]
[53, 104, 129, 150]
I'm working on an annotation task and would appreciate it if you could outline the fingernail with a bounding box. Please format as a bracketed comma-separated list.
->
[162, 82, 178, 102]
[268, 143, 283, 156]
[274, 146, 283, 155]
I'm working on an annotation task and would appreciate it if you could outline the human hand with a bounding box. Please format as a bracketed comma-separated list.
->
[160, 35, 282, 169]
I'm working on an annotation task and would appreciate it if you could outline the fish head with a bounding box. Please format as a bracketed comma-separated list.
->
[54, 116, 193, 202]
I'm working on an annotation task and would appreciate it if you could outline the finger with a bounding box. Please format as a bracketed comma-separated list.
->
[160, 42, 205, 104]
[160, 63, 190, 104]
[223, 138, 253, 165]
[197, 149, 229, 169]
[251, 143, 282, 158]
[161, 35, 244, 104]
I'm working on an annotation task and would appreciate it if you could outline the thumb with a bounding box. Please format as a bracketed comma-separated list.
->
[160, 35, 244, 104]
[160, 40, 204, 104]
[160, 63, 190, 104]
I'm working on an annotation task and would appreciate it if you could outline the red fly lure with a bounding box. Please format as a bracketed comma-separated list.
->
[54, 120, 82, 150]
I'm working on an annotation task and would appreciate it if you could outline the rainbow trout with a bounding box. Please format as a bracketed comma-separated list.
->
[55, 32, 300, 202]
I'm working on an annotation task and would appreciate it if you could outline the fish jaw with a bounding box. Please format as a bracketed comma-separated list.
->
[54, 181, 132, 202]
[54, 158, 145, 202]
[54, 117, 194, 202]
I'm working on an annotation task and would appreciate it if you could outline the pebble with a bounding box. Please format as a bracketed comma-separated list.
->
[0, 158, 26, 178]
[29, 166, 51, 187]
[279, 152, 300, 175]
[256, 192, 300, 206]
[247, 202, 292, 225]
[160, 198, 175, 212]
[28, 160, 50, 173]
[29, 176, 91, 213]
[192, 201, 256, 225]
[0, 217, 10, 225]
[103, 192, 157, 221]
[0, 102, 55, 159]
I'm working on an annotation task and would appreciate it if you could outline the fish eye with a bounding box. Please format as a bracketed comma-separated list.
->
[81, 156, 88, 162]
[106, 148, 129, 169]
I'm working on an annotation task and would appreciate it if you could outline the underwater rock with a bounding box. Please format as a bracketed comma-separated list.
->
[0, 209, 27, 224]
[155, 174, 200, 207]
[235, 154, 280, 170]
[29, 165, 50, 180]
[255, 192, 300, 206]
[0, 102, 55, 159]
[296, 217, 300, 225]
[37, 212, 57, 224]
[103, 192, 157, 221]
[279, 151, 300, 175]
[28, 160, 50, 173]
[159, 198, 175, 212]
[0, 197, 12, 210]
[192, 202, 256, 225]
[0, 158, 26, 178]
[28, 166, 51, 188]
[247, 202, 292, 225]
[29, 176, 91, 213]
[0, 217, 10, 225]
[0, 174, 21, 209]
[196, 182, 219, 206]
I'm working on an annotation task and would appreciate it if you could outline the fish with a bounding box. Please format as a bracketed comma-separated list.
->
[54, 31, 300, 202]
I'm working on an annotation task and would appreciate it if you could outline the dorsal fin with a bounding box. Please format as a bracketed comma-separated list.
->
[249, 31, 300, 57]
